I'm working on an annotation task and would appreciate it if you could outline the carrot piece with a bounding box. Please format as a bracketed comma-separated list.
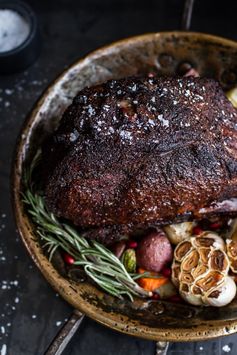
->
[137, 268, 169, 292]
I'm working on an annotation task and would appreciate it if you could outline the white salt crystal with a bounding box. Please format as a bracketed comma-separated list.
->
[11, 280, 18, 286]
[5, 89, 13, 95]
[0, 10, 30, 53]
[157, 114, 169, 127]
[0, 344, 7, 355]
[222, 345, 231, 353]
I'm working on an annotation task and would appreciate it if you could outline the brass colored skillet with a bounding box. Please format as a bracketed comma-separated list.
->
[12, 1, 237, 354]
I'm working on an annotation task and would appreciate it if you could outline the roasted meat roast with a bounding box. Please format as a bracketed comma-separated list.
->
[43, 76, 237, 244]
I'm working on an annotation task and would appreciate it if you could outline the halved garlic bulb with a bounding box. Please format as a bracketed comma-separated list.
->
[163, 222, 194, 245]
[172, 232, 236, 307]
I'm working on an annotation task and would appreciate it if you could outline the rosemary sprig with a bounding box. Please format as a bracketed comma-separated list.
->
[22, 150, 152, 301]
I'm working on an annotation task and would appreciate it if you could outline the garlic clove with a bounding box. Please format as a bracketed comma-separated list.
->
[191, 264, 208, 279]
[208, 249, 229, 274]
[230, 259, 237, 273]
[193, 232, 225, 250]
[179, 283, 203, 306]
[163, 222, 194, 245]
[226, 239, 237, 273]
[195, 271, 224, 292]
[227, 218, 237, 241]
[171, 261, 181, 287]
[198, 247, 210, 265]
[174, 240, 192, 262]
[182, 249, 199, 272]
[179, 271, 194, 284]
[226, 239, 237, 259]
[203, 276, 236, 307]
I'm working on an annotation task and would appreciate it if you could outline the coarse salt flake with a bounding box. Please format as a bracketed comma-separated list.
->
[157, 114, 169, 127]
[222, 345, 231, 353]
[120, 130, 132, 140]
[148, 119, 155, 127]
[0, 344, 7, 355]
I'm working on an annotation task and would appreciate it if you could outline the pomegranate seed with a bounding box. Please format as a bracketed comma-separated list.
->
[193, 226, 203, 235]
[148, 72, 155, 77]
[151, 293, 160, 300]
[63, 253, 75, 265]
[161, 267, 172, 278]
[184, 68, 199, 78]
[209, 222, 221, 230]
[127, 240, 138, 249]
[168, 295, 183, 303]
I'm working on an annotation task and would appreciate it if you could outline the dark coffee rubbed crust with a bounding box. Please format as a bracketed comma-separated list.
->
[43, 76, 237, 244]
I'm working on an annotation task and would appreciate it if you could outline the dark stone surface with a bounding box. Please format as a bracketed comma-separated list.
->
[1, 0, 237, 354]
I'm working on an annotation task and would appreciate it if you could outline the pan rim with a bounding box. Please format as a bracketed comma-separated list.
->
[12, 31, 237, 342]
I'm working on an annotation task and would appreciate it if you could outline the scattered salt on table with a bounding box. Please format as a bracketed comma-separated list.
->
[0, 9, 30, 53]
[0, 344, 7, 355]
[222, 344, 231, 353]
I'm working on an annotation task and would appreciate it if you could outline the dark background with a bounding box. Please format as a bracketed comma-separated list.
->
[1, 0, 237, 354]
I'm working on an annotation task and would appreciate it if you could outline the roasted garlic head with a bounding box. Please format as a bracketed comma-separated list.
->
[172, 232, 236, 307]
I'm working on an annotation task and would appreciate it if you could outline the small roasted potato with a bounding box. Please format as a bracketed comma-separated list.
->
[163, 222, 194, 245]
[136, 230, 173, 272]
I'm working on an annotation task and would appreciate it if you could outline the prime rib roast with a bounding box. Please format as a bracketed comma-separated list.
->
[43, 76, 237, 245]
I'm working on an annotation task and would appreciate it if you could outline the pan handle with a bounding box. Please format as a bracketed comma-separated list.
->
[44, 310, 85, 355]
[155, 341, 169, 355]
[181, 0, 195, 30]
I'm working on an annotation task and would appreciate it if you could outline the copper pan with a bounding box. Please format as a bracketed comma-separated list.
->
[12, 5, 237, 355]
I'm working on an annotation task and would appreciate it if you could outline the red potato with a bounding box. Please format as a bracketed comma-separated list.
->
[136, 230, 173, 272]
